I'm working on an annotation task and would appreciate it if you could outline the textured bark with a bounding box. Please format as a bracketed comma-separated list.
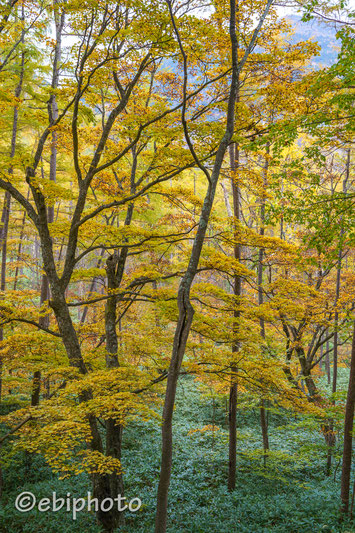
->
[228, 142, 241, 492]
[326, 339, 331, 384]
[340, 321, 355, 514]
[260, 399, 269, 466]
[258, 148, 270, 465]
[328, 152, 349, 474]
[13, 197, 27, 290]
[102, 199, 134, 527]
[104, 251, 126, 528]
[155, 2, 239, 530]
[50, 289, 118, 531]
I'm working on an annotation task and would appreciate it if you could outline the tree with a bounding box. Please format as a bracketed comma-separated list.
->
[155, 0, 275, 531]
[340, 320, 355, 515]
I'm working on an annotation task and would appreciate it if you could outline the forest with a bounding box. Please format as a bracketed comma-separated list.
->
[0, 0, 354, 531]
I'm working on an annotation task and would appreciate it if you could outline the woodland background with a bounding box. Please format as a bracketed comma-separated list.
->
[0, 0, 354, 531]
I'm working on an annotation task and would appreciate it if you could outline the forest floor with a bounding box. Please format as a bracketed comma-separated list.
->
[1, 373, 355, 533]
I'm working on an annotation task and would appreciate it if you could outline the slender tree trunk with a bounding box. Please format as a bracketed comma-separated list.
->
[326, 339, 331, 384]
[80, 248, 105, 325]
[104, 250, 128, 529]
[31, 4, 65, 408]
[228, 141, 241, 491]
[155, 2, 241, 529]
[260, 399, 269, 466]
[328, 150, 349, 474]
[0, 191, 10, 496]
[332, 264, 342, 400]
[221, 180, 232, 217]
[258, 147, 270, 464]
[0, 25, 25, 400]
[228, 373, 238, 488]
[13, 199, 28, 290]
[31, 276, 49, 407]
[340, 321, 355, 514]
[102, 189, 135, 527]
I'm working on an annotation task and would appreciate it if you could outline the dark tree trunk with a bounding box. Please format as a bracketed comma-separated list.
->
[103, 250, 128, 529]
[326, 339, 331, 384]
[258, 147, 270, 465]
[13, 198, 28, 290]
[155, 2, 240, 530]
[340, 321, 355, 514]
[328, 153, 349, 474]
[102, 196, 135, 527]
[227, 142, 241, 491]
[0, 26, 25, 400]
[52, 291, 118, 530]
[80, 248, 105, 325]
[260, 399, 269, 466]
[31, 276, 50, 407]
[319, 335, 323, 371]
[228, 371, 238, 489]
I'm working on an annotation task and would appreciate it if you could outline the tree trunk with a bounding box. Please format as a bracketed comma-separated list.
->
[13, 199, 28, 290]
[340, 321, 355, 514]
[155, 2, 240, 529]
[0, 25, 25, 400]
[260, 399, 269, 467]
[50, 289, 118, 531]
[227, 141, 241, 491]
[326, 339, 331, 384]
[103, 250, 128, 529]
[258, 147, 270, 465]
[328, 151, 349, 474]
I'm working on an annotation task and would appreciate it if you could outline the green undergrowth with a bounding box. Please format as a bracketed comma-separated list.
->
[1, 374, 355, 532]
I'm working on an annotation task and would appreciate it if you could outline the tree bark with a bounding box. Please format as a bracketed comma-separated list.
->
[104, 250, 128, 529]
[227, 142, 241, 491]
[326, 339, 331, 384]
[328, 150, 349, 474]
[260, 399, 269, 467]
[155, 2, 240, 530]
[340, 321, 355, 514]
[258, 147, 270, 465]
